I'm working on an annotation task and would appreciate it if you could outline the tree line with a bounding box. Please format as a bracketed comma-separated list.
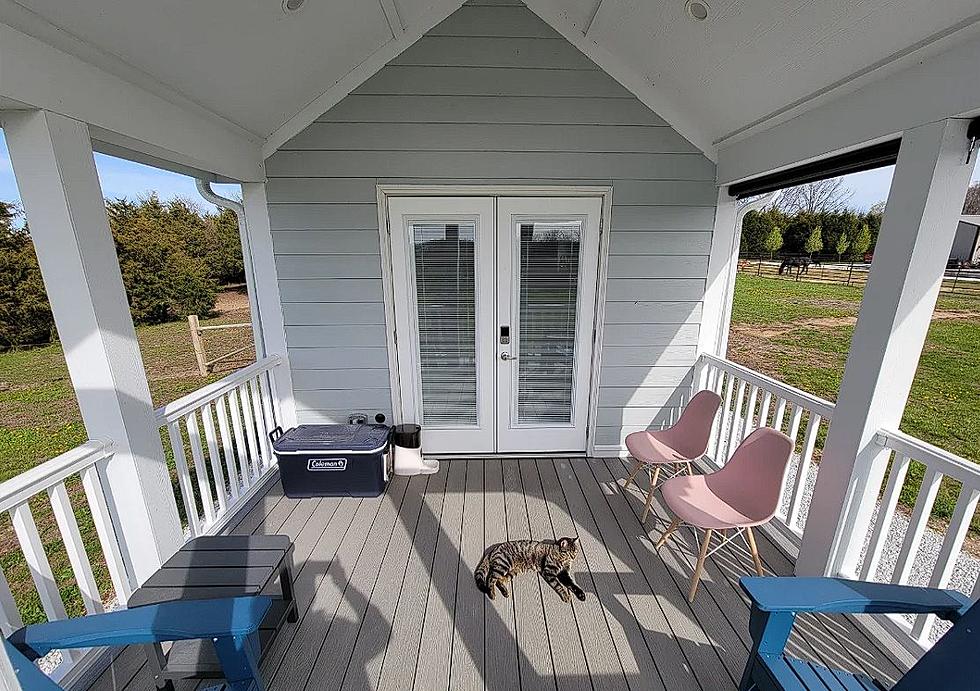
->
[742, 179, 980, 261]
[0, 196, 243, 349]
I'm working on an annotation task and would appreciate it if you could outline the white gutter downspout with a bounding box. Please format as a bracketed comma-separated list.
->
[715, 189, 781, 356]
[196, 179, 266, 359]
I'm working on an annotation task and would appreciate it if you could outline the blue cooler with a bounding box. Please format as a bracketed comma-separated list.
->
[268, 424, 392, 498]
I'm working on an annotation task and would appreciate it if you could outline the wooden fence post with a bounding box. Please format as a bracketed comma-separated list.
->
[188, 315, 208, 376]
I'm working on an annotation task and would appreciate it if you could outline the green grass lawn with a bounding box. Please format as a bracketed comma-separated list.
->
[729, 273, 980, 523]
[0, 292, 254, 624]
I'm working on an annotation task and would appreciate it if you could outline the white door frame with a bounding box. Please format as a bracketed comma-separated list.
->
[376, 185, 614, 457]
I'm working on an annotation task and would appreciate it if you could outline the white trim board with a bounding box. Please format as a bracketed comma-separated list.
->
[376, 184, 613, 457]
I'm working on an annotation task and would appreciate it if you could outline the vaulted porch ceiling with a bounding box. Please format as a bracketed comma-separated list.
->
[2, 0, 979, 168]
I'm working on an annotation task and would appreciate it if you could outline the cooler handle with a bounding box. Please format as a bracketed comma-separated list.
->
[268, 426, 284, 444]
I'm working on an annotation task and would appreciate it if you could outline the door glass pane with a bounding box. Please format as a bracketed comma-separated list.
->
[413, 222, 478, 426]
[516, 221, 582, 424]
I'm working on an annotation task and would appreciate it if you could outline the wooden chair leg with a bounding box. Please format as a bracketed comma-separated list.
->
[688, 528, 713, 602]
[641, 466, 661, 522]
[685, 461, 693, 476]
[745, 526, 765, 576]
[655, 517, 681, 549]
[623, 461, 643, 490]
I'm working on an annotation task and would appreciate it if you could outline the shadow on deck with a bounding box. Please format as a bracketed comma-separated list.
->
[87, 458, 914, 691]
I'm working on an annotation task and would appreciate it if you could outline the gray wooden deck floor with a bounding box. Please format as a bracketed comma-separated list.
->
[87, 458, 914, 691]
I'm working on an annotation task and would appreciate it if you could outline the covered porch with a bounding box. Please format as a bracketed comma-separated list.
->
[1, 0, 980, 688]
[88, 456, 911, 691]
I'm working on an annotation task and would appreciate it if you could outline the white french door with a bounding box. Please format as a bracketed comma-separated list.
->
[388, 195, 602, 454]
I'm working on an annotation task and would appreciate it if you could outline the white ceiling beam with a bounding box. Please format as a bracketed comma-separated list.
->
[0, 21, 264, 182]
[262, 0, 465, 158]
[379, 0, 405, 38]
[523, 0, 717, 162]
[717, 32, 980, 186]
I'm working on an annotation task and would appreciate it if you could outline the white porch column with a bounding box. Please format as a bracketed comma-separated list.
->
[2, 110, 183, 584]
[796, 118, 976, 577]
[241, 182, 297, 427]
[697, 191, 740, 360]
[698, 189, 781, 363]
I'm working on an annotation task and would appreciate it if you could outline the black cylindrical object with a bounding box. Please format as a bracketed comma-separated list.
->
[393, 424, 421, 449]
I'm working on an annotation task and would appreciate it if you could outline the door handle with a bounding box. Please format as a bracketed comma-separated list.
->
[500, 352, 518, 361]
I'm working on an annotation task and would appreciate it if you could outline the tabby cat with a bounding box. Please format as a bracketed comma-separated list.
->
[474, 537, 586, 603]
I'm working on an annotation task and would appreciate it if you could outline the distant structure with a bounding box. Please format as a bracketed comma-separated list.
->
[951, 216, 980, 265]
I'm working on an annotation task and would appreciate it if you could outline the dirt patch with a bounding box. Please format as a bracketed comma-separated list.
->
[932, 309, 980, 321]
[214, 286, 250, 316]
[728, 324, 845, 375]
[734, 315, 858, 341]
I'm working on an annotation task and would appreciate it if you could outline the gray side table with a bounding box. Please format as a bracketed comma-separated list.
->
[128, 535, 297, 690]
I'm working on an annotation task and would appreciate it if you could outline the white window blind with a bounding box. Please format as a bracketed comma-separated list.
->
[516, 221, 582, 425]
[412, 222, 479, 426]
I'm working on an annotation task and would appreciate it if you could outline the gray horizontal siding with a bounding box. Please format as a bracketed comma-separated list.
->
[266, 2, 716, 434]
[317, 95, 669, 126]
[266, 151, 714, 181]
[282, 123, 699, 154]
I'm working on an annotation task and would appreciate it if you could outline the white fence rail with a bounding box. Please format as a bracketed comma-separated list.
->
[696, 353, 836, 544]
[0, 440, 131, 678]
[155, 355, 282, 537]
[858, 428, 980, 648]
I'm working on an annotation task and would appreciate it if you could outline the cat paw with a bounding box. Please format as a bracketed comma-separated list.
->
[575, 590, 587, 602]
[558, 591, 572, 603]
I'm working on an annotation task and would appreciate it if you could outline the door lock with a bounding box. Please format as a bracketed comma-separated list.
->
[499, 325, 510, 345]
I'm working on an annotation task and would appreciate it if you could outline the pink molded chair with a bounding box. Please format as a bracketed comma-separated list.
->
[655, 426, 794, 602]
[623, 389, 722, 523]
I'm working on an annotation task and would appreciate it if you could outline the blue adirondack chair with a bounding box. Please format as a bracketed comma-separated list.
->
[5, 595, 271, 691]
[739, 576, 977, 690]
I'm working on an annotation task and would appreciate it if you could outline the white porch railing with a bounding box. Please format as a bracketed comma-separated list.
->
[696, 353, 836, 545]
[156, 355, 282, 537]
[857, 429, 980, 648]
[695, 354, 980, 654]
[0, 440, 130, 679]
[0, 357, 284, 684]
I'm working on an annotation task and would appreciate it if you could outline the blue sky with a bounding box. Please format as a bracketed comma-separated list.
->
[0, 131, 239, 216]
[0, 129, 977, 217]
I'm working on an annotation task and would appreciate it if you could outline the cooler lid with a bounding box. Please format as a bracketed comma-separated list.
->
[271, 424, 391, 454]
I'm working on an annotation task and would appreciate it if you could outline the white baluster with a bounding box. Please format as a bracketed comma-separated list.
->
[713, 372, 736, 465]
[80, 465, 133, 603]
[911, 484, 980, 643]
[728, 380, 748, 461]
[893, 468, 943, 585]
[741, 385, 759, 441]
[248, 378, 273, 471]
[859, 453, 911, 581]
[787, 413, 821, 531]
[10, 502, 68, 623]
[758, 391, 773, 428]
[215, 396, 239, 500]
[228, 388, 253, 486]
[773, 397, 787, 433]
[0, 567, 23, 636]
[167, 422, 201, 537]
[47, 482, 102, 615]
[239, 384, 262, 478]
[201, 403, 228, 514]
[185, 412, 216, 525]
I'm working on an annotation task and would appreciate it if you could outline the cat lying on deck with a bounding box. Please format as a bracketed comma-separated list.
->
[474, 537, 586, 603]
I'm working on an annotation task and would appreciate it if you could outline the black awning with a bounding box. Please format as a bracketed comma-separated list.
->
[728, 139, 902, 199]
